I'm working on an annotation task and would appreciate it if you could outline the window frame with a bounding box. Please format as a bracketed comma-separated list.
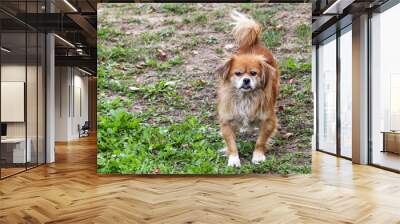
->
[315, 20, 353, 161]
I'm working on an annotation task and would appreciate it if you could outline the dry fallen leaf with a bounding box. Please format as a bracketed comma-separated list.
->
[157, 49, 167, 61]
[135, 62, 146, 69]
[196, 79, 206, 85]
[283, 132, 294, 139]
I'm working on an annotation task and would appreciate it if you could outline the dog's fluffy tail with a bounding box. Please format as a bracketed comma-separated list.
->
[231, 10, 261, 50]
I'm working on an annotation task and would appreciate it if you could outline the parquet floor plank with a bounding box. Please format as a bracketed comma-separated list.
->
[0, 136, 400, 223]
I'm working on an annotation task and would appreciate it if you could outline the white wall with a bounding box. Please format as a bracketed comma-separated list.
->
[55, 66, 69, 141]
[54, 67, 89, 141]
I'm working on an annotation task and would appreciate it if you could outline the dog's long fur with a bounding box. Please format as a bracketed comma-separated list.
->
[216, 11, 280, 167]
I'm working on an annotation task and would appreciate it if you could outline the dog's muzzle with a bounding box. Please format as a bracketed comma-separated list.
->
[240, 78, 252, 90]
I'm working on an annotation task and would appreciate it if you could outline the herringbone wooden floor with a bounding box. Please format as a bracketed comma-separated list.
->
[1, 136, 400, 224]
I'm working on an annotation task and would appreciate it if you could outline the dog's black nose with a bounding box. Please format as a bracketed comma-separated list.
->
[243, 78, 250, 85]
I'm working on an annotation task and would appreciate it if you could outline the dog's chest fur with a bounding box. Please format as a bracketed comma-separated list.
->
[229, 92, 268, 129]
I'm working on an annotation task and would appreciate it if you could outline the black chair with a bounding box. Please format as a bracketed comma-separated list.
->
[79, 121, 90, 138]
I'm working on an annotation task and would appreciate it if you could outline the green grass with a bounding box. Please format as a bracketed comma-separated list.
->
[128, 18, 143, 24]
[277, 58, 313, 146]
[251, 9, 277, 27]
[163, 19, 177, 25]
[158, 28, 176, 39]
[295, 23, 311, 44]
[97, 110, 311, 174]
[239, 3, 255, 11]
[261, 29, 283, 49]
[98, 44, 134, 62]
[205, 36, 218, 45]
[193, 13, 208, 24]
[215, 48, 224, 55]
[160, 4, 193, 15]
[98, 26, 123, 41]
[145, 55, 183, 71]
[211, 21, 228, 32]
[138, 31, 161, 45]
[183, 36, 200, 49]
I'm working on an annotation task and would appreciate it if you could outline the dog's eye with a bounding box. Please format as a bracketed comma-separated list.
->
[250, 71, 257, 76]
[235, 71, 242, 76]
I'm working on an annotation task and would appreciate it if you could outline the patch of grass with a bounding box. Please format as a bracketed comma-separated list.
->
[98, 44, 134, 62]
[98, 26, 123, 41]
[205, 36, 218, 45]
[138, 31, 161, 45]
[211, 21, 228, 32]
[212, 9, 225, 18]
[97, 110, 311, 174]
[193, 13, 208, 24]
[251, 9, 277, 27]
[98, 96, 133, 113]
[160, 4, 192, 15]
[183, 36, 200, 49]
[295, 23, 311, 44]
[168, 55, 183, 65]
[137, 29, 175, 45]
[182, 16, 192, 24]
[163, 19, 177, 25]
[191, 79, 207, 91]
[119, 4, 151, 15]
[97, 63, 129, 89]
[158, 28, 176, 39]
[239, 3, 255, 11]
[276, 57, 313, 148]
[261, 29, 283, 49]
[215, 48, 224, 55]
[136, 81, 179, 100]
[280, 58, 311, 76]
[145, 55, 183, 71]
[127, 18, 143, 24]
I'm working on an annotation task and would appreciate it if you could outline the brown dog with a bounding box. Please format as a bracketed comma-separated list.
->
[216, 11, 280, 167]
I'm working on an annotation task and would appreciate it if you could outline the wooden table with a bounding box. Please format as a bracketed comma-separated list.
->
[1, 138, 31, 164]
[382, 131, 400, 154]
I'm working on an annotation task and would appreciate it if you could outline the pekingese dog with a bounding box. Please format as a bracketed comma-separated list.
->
[216, 11, 280, 167]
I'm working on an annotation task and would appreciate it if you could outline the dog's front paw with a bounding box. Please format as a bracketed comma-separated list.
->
[252, 151, 266, 164]
[228, 155, 241, 167]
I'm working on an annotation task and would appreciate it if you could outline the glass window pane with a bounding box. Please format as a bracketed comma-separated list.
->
[1, 31, 27, 177]
[27, 31, 38, 169]
[340, 28, 352, 158]
[371, 4, 400, 171]
[318, 36, 337, 154]
[38, 33, 45, 165]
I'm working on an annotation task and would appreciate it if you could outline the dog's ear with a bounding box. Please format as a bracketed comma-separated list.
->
[216, 57, 233, 80]
[260, 60, 278, 107]
[260, 61, 276, 88]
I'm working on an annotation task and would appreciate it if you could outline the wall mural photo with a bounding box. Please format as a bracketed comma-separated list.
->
[97, 3, 312, 174]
